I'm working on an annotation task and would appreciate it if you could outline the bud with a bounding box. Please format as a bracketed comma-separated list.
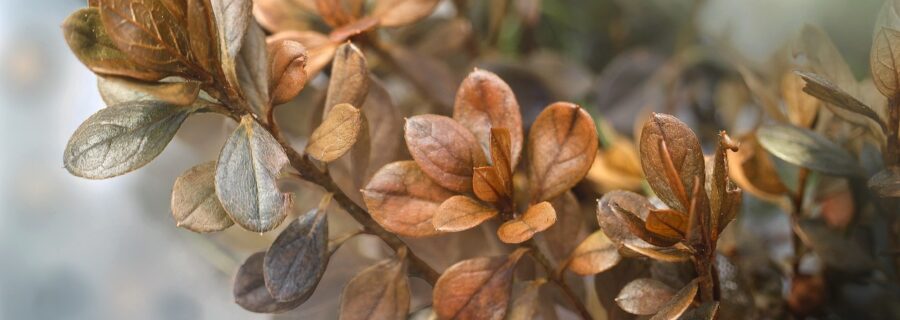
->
[268, 40, 308, 105]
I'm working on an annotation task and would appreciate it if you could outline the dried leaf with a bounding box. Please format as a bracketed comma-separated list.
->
[64, 101, 197, 179]
[185, 0, 219, 73]
[234, 252, 306, 313]
[649, 279, 699, 320]
[432, 248, 529, 320]
[472, 166, 506, 203]
[97, 76, 200, 107]
[98, 0, 196, 76]
[62, 8, 163, 81]
[543, 191, 587, 261]
[796, 71, 887, 133]
[489, 128, 514, 194]
[615, 278, 675, 315]
[497, 201, 557, 244]
[781, 72, 819, 128]
[453, 69, 524, 168]
[727, 134, 788, 202]
[211, 0, 253, 90]
[645, 209, 686, 242]
[373, 0, 440, 27]
[639, 113, 705, 213]
[622, 243, 691, 262]
[384, 44, 456, 110]
[339, 248, 410, 320]
[595, 191, 654, 248]
[871, 27, 900, 97]
[528, 102, 598, 202]
[268, 40, 308, 105]
[506, 279, 546, 320]
[566, 230, 621, 276]
[325, 42, 368, 114]
[869, 166, 900, 197]
[404, 115, 487, 193]
[757, 124, 861, 176]
[362, 161, 454, 237]
[360, 77, 404, 178]
[216, 115, 293, 232]
[171, 161, 233, 232]
[307, 103, 363, 162]
[263, 199, 329, 302]
[235, 20, 270, 112]
[268, 30, 337, 77]
[328, 16, 379, 43]
[707, 132, 740, 237]
[680, 302, 719, 320]
[433, 195, 498, 232]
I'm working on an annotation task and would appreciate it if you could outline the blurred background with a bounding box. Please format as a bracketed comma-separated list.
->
[0, 0, 887, 319]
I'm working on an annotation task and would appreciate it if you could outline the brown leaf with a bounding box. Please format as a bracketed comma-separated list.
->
[372, 0, 440, 27]
[235, 20, 271, 112]
[339, 248, 410, 320]
[263, 198, 330, 302]
[234, 252, 305, 313]
[384, 44, 457, 110]
[622, 243, 691, 262]
[489, 128, 514, 195]
[360, 77, 405, 178]
[268, 40, 309, 105]
[566, 230, 621, 276]
[62, 8, 164, 81]
[527, 102, 598, 202]
[453, 69, 524, 168]
[781, 72, 819, 128]
[707, 132, 740, 237]
[543, 191, 587, 262]
[433, 195, 498, 232]
[171, 161, 233, 233]
[869, 166, 900, 197]
[314, 0, 353, 27]
[497, 201, 557, 244]
[645, 209, 686, 242]
[325, 42, 369, 114]
[328, 16, 379, 43]
[796, 70, 888, 133]
[595, 190, 654, 248]
[362, 161, 454, 237]
[871, 27, 900, 97]
[649, 279, 699, 320]
[472, 166, 506, 203]
[432, 248, 529, 320]
[615, 278, 675, 315]
[185, 0, 219, 74]
[727, 134, 788, 203]
[97, 76, 200, 107]
[639, 113, 705, 213]
[307, 103, 363, 162]
[506, 279, 546, 320]
[404, 115, 487, 193]
[268, 30, 338, 77]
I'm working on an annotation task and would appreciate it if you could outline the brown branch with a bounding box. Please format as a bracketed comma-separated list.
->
[524, 240, 592, 320]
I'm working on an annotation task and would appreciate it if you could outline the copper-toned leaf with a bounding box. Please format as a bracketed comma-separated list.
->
[325, 42, 368, 114]
[497, 201, 557, 244]
[98, 0, 196, 76]
[506, 279, 546, 320]
[796, 70, 888, 133]
[234, 252, 306, 313]
[566, 230, 621, 276]
[64, 101, 197, 179]
[307, 103, 363, 162]
[404, 115, 487, 193]
[757, 124, 861, 176]
[543, 191, 587, 261]
[339, 248, 410, 320]
[360, 77, 404, 178]
[268, 40, 308, 105]
[384, 44, 456, 109]
[216, 115, 293, 232]
[211, 0, 253, 90]
[372, 0, 440, 27]
[314, 0, 353, 27]
[432, 248, 529, 320]
[622, 243, 691, 262]
[185, 0, 218, 73]
[871, 27, 900, 98]
[362, 161, 454, 237]
[595, 190, 654, 248]
[263, 197, 330, 302]
[62, 8, 163, 81]
[433, 195, 498, 232]
[97, 76, 200, 107]
[268, 30, 337, 77]
[645, 209, 686, 241]
[489, 128, 514, 194]
[328, 16, 379, 43]
[781, 70, 819, 128]
[615, 278, 675, 316]
[453, 69, 524, 168]
[707, 132, 740, 237]
[869, 166, 900, 197]
[649, 279, 699, 320]
[528, 102, 598, 202]
[727, 134, 788, 203]
[639, 113, 705, 213]
[171, 161, 233, 232]
[472, 166, 506, 203]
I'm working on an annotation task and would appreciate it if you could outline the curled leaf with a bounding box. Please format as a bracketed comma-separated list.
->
[645, 209, 686, 242]
[528, 102, 598, 202]
[306, 103, 363, 162]
[98, 0, 196, 76]
[432, 248, 529, 320]
[339, 248, 410, 320]
[639, 113, 705, 213]
[757, 124, 861, 176]
[268, 40, 309, 105]
[453, 69, 524, 167]
[795, 70, 887, 133]
[362, 161, 454, 237]
[616, 278, 675, 315]
[97, 76, 200, 107]
[404, 115, 487, 193]
[233, 252, 305, 313]
[325, 42, 368, 114]
[649, 279, 699, 320]
[171, 161, 233, 233]
[373, 0, 440, 27]
[497, 201, 557, 244]
[566, 230, 621, 276]
[62, 8, 163, 81]
[433, 195, 498, 232]
[268, 30, 337, 77]
[727, 134, 788, 203]
[263, 202, 329, 302]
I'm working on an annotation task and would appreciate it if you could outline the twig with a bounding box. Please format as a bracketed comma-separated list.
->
[524, 240, 592, 320]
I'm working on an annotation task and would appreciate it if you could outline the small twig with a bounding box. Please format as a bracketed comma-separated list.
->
[524, 240, 592, 320]
[790, 168, 810, 273]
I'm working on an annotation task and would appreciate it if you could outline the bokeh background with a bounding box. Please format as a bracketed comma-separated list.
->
[0, 0, 886, 319]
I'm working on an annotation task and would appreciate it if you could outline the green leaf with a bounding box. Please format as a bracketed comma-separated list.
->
[62, 8, 163, 81]
[171, 161, 233, 233]
[215, 115, 293, 232]
[64, 101, 196, 179]
[263, 196, 330, 302]
[757, 124, 862, 176]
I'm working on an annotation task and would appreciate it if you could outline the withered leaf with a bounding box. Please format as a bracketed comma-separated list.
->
[649, 279, 699, 320]
[234, 252, 306, 313]
[497, 201, 557, 244]
[680, 301, 719, 320]
[268, 30, 337, 77]
[307, 103, 363, 162]
[384, 44, 456, 109]
[372, 0, 440, 27]
[595, 191, 654, 248]
[639, 113, 705, 213]
[64, 101, 197, 179]
[235, 20, 270, 113]
[216, 115, 293, 233]
[543, 191, 587, 261]
[707, 132, 740, 237]
[360, 77, 404, 178]
[63, 8, 163, 81]
[185, 0, 218, 73]
[727, 134, 788, 202]
[566, 230, 621, 276]
[781, 71, 819, 128]
[506, 279, 546, 320]
[489, 128, 514, 194]
[328, 16, 379, 43]
[433, 195, 498, 232]
[615, 278, 675, 316]
[453, 69, 524, 167]
[325, 42, 369, 114]
[795, 70, 887, 133]
[98, 0, 196, 76]
[622, 243, 691, 262]
[211, 0, 253, 90]
[404, 115, 487, 193]
[339, 248, 410, 320]
[432, 248, 529, 320]
[97, 76, 200, 107]
[645, 209, 686, 241]
[527, 102, 598, 202]
[868, 166, 900, 197]
[171, 161, 233, 232]
[472, 166, 506, 203]
[268, 40, 308, 105]
[362, 161, 454, 237]
[870, 27, 900, 97]
[263, 199, 329, 302]
[757, 124, 861, 176]
[314, 0, 353, 27]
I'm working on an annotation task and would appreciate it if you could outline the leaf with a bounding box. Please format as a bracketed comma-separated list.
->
[432, 248, 529, 320]
[506, 279, 546, 320]
[453, 69, 524, 168]
[64, 101, 197, 179]
[62, 8, 163, 81]
[268, 30, 338, 77]
[781, 71, 819, 128]
[185, 0, 219, 73]
[211, 0, 253, 90]
[757, 124, 862, 176]
[565, 230, 621, 276]
[869, 166, 900, 197]
[235, 20, 270, 112]
[649, 279, 699, 320]
[339, 248, 410, 320]
[595, 191, 654, 248]
[622, 243, 691, 262]
[645, 209, 686, 241]
[615, 278, 675, 315]
[383, 44, 456, 110]
[795, 70, 887, 133]
[328, 16, 380, 43]
[404, 115, 487, 193]
[325, 42, 369, 115]
[372, 0, 440, 27]
[433, 195, 498, 232]
[680, 302, 719, 320]
[472, 166, 506, 203]
[726, 134, 788, 203]
[97, 76, 200, 107]
[268, 40, 309, 105]
[360, 77, 404, 178]
[527, 102, 598, 202]
[362, 161, 454, 237]
[871, 27, 900, 97]
[263, 197, 329, 302]
[215, 115, 293, 232]
[707, 132, 740, 238]
[639, 113, 705, 213]
[489, 128, 514, 195]
[171, 161, 233, 232]
[497, 201, 557, 244]
[234, 252, 306, 313]
[543, 191, 587, 261]
[306, 103, 363, 162]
